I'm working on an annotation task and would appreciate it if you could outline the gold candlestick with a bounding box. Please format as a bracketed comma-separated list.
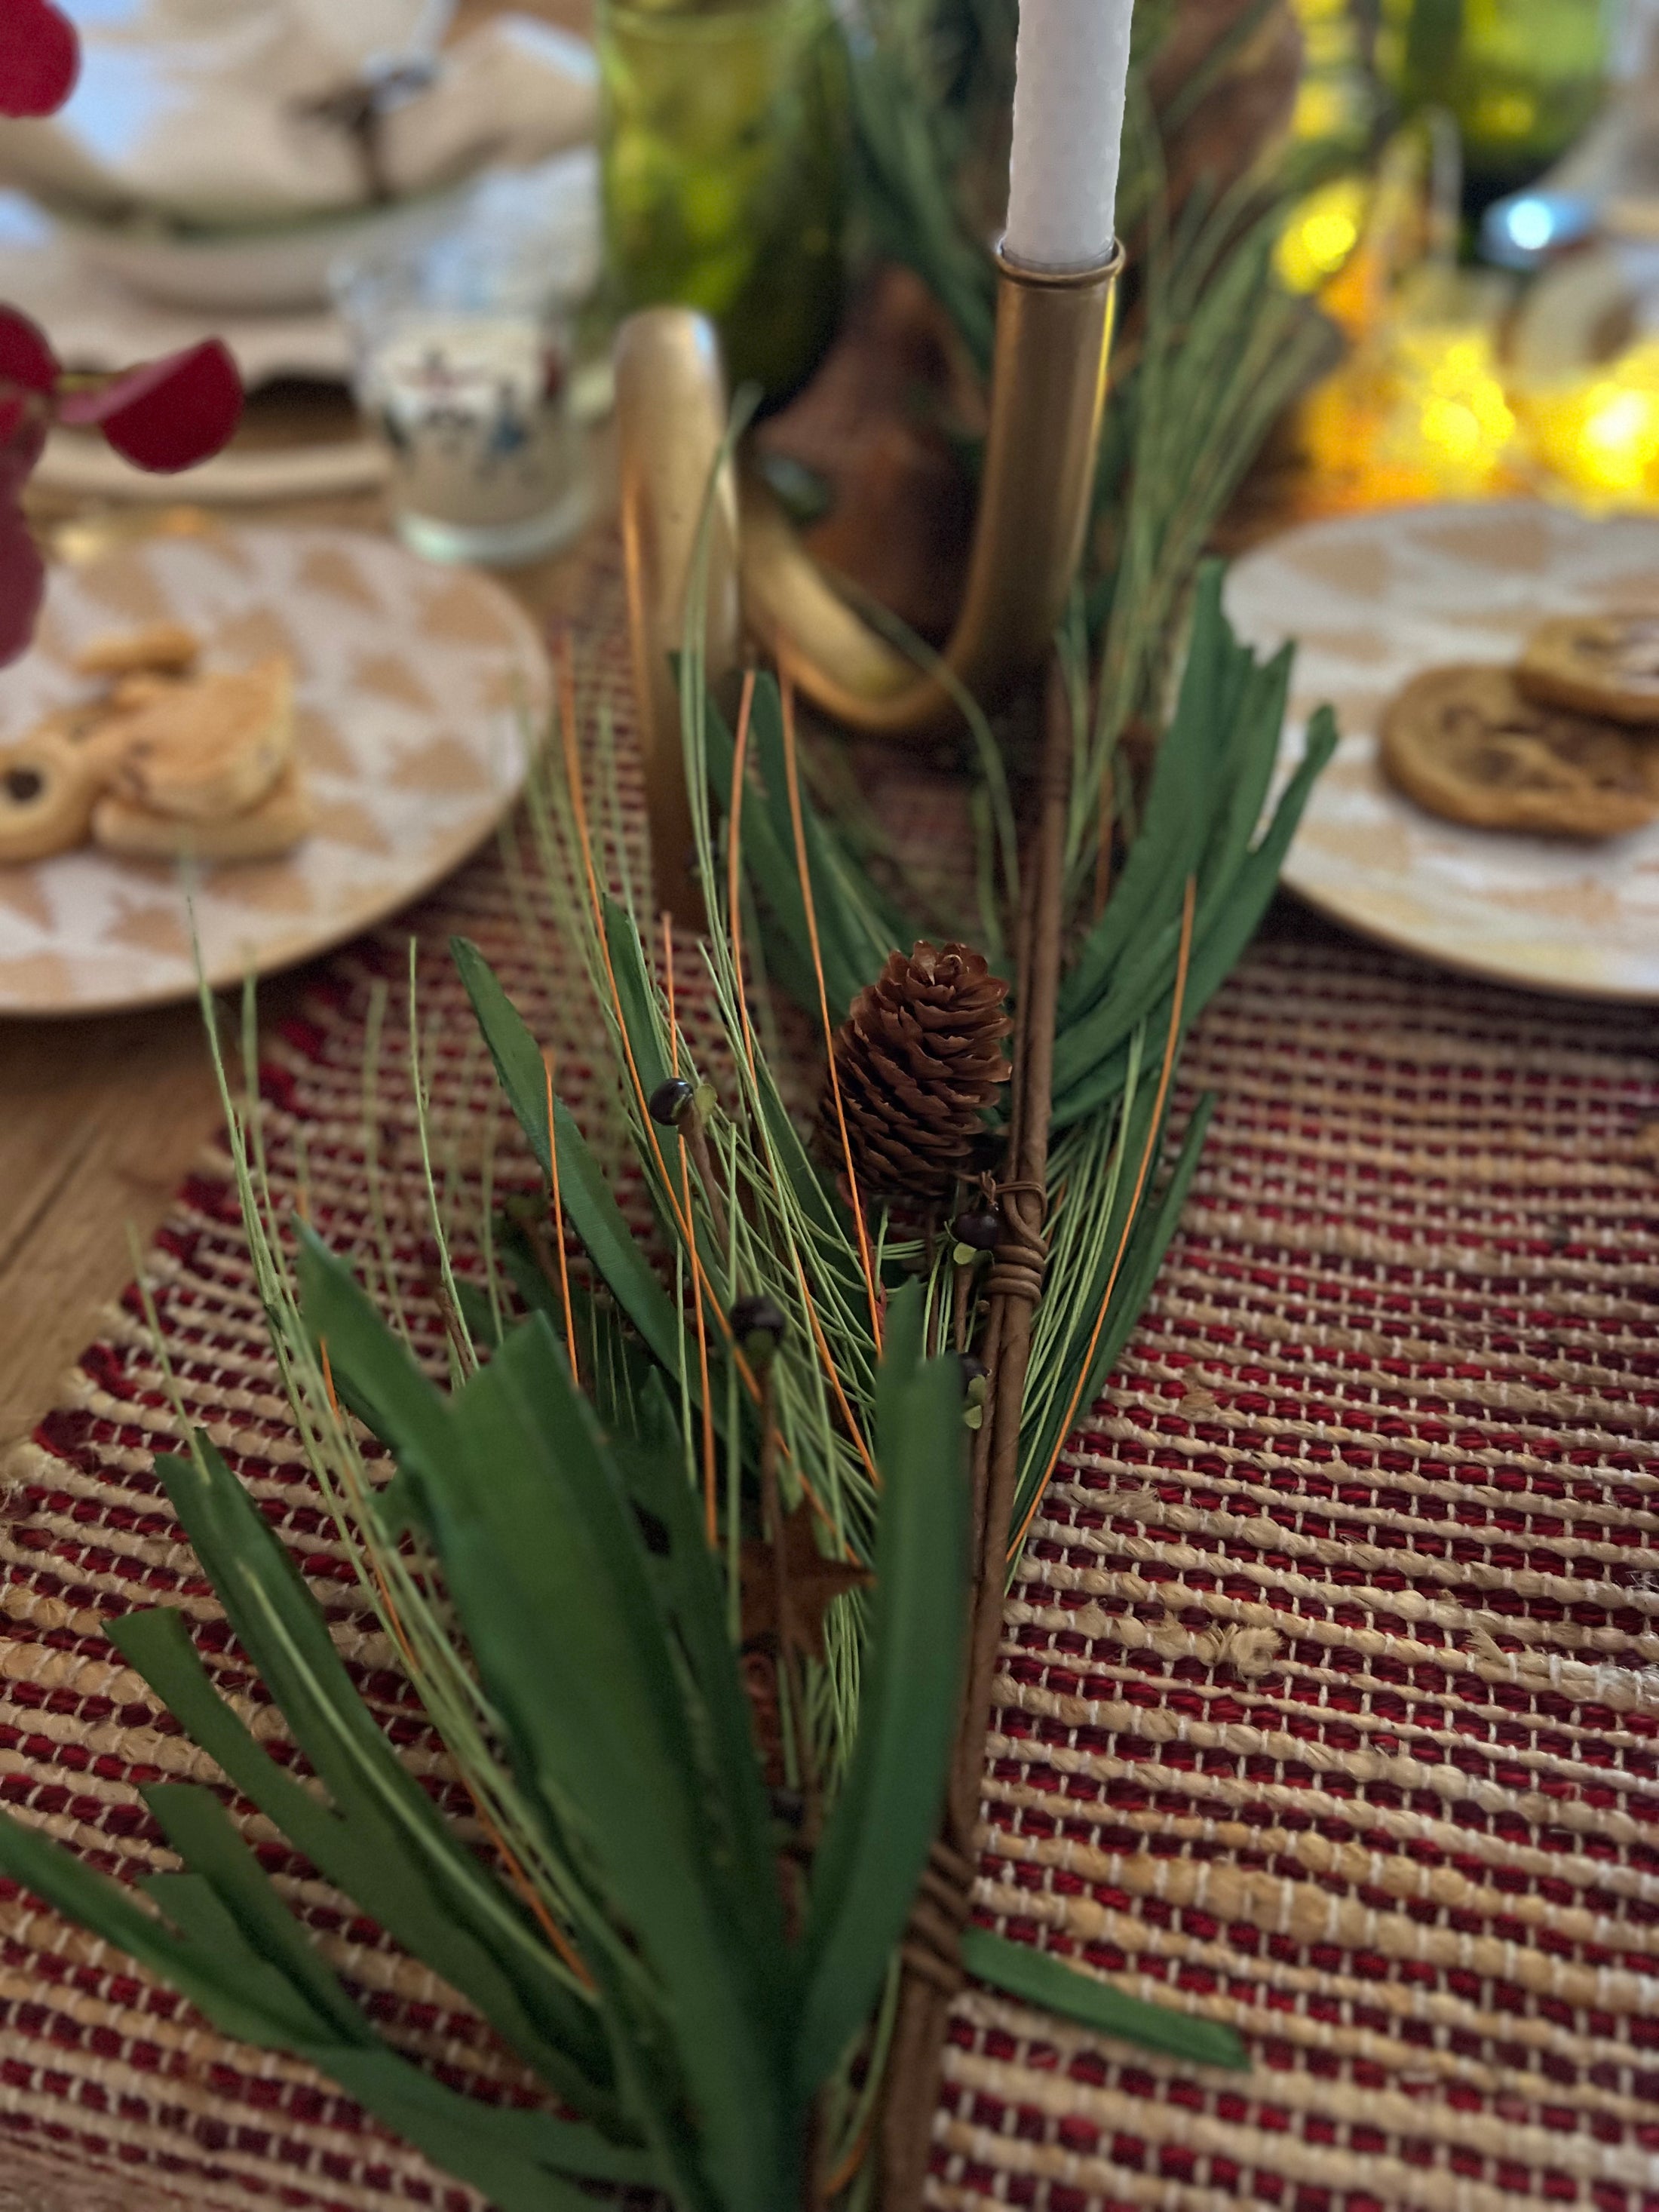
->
[615, 243, 1123, 920]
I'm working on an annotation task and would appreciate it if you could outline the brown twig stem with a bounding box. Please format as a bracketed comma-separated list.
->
[878, 662, 1072, 2209]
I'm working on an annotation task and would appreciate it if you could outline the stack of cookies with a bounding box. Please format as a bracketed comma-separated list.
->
[0, 625, 312, 866]
[1381, 615, 1659, 839]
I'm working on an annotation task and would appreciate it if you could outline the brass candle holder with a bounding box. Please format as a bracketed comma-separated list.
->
[613, 242, 1124, 925]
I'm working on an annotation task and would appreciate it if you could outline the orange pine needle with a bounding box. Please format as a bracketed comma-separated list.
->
[319, 1340, 341, 1417]
[726, 668, 758, 1081]
[544, 1049, 581, 1391]
[824, 2111, 876, 2199]
[555, 641, 759, 1397]
[793, 1254, 880, 1496]
[470, 1798, 593, 1989]
[1007, 873, 1197, 1562]
[778, 669, 883, 1355]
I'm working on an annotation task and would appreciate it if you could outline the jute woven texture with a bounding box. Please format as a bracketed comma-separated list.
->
[0, 555, 1654, 2212]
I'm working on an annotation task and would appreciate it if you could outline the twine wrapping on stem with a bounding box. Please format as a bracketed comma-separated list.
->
[879, 661, 1072, 2209]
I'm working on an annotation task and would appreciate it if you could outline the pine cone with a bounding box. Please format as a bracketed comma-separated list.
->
[821, 941, 1012, 1202]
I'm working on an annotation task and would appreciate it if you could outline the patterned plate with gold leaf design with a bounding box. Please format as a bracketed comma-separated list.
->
[1227, 500, 1659, 1001]
[0, 526, 550, 1015]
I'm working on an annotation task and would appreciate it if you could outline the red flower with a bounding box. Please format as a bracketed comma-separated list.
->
[0, 309, 244, 663]
[0, 22, 244, 660]
[0, 0, 79, 118]
[0, 308, 55, 497]
[0, 306, 58, 397]
[59, 340, 244, 472]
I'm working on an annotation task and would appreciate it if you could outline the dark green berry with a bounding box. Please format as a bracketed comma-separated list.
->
[730, 1293, 786, 1364]
[952, 1207, 1002, 1252]
[649, 1075, 695, 1126]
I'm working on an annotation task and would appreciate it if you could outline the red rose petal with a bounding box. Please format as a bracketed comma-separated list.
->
[0, 501, 44, 666]
[0, 0, 79, 119]
[58, 339, 242, 473]
[0, 305, 59, 396]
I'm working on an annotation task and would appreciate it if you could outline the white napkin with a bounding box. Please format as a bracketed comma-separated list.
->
[0, 0, 597, 229]
[380, 19, 599, 200]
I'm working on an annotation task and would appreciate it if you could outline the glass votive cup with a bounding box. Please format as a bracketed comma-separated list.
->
[333, 232, 589, 567]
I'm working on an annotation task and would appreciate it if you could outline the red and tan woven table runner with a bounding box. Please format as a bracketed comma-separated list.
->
[0, 566, 1655, 2212]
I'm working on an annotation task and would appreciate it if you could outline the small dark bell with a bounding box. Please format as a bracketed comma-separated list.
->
[649, 1075, 695, 1126]
[730, 1293, 787, 1364]
[952, 1207, 1002, 1251]
[957, 1354, 988, 1388]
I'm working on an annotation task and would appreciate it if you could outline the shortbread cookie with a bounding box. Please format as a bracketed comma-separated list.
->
[1381, 664, 1659, 839]
[109, 655, 293, 821]
[108, 672, 186, 712]
[29, 698, 134, 756]
[92, 760, 313, 862]
[75, 621, 200, 680]
[1516, 614, 1659, 724]
[0, 728, 103, 861]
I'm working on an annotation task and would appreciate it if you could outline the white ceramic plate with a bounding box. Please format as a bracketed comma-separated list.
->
[1225, 500, 1659, 1002]
[0, 526, 550, 1016]
[51, 189, 466, 314]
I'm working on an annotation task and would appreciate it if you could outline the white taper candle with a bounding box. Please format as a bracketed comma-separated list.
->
[1004, 0, 1133, 272]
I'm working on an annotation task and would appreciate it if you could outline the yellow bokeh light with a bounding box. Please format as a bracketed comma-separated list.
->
[1516, 342, 1659, 505]
[1275, 176, 1367, 293]
[1300, 304, 1524, 512]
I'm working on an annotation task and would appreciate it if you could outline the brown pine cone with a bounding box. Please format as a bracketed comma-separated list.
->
[820, 941, 1012, 1203]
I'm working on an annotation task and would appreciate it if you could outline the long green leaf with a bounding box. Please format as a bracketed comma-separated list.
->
[143, 1783, 373, 2043]
[1052, 707, 1338, 1129]
[0, 1812, 324, 2052]
[1061, 563, 1233, 1025]
[311, 2046, 650, 2212]
[147, 1432, 619, 2114]
[451, 937, 682, 1373]
[796, 1284, 967, 2090]
[609, 1370, 780, 1915]
[423, 1315, 793, 2212]
[1020, 1094, 1215, 1513]
[141, 1786, 657, 2206]
[961, 1928, 1249, 2069]
[602, 891, 672, 1103]
[110, 1606, 619, 2125]
[145, 1840, 639, 2211]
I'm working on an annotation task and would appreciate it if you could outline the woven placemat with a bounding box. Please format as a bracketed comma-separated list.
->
[0, 554, 1655, 2212]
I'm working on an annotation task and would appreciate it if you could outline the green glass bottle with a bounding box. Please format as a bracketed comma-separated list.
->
[598, 0, 850, 410]
[1378, 0, 1610, 211]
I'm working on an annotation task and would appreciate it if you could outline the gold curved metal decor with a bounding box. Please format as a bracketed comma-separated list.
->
[614, 241, 1124, 926]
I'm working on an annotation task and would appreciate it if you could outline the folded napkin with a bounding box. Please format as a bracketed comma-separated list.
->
[0, 0, 596, 229]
